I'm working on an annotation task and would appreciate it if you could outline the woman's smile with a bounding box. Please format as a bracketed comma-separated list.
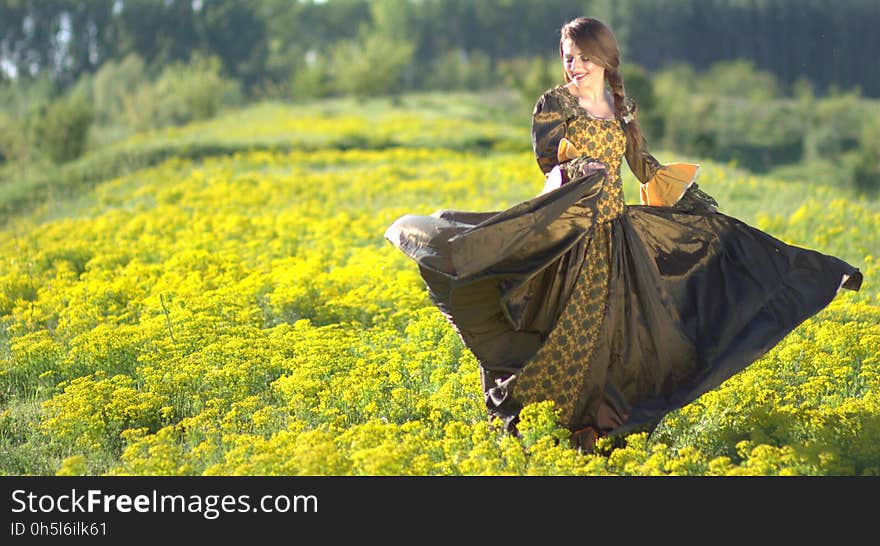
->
[561, 38, 602, 88]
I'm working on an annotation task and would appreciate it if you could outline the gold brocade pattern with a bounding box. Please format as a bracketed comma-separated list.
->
[554, 89, 628, 224]
[512, 88, 627, 427]
[513, 222, 612, 427]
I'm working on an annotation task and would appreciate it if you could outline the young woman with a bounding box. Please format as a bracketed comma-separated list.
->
[385, 17, 862, 451]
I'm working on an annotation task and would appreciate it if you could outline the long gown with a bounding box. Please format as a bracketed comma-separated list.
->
[384, 85, 863, 446]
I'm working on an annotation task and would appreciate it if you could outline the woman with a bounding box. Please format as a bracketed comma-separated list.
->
[384, 17, 862, 451]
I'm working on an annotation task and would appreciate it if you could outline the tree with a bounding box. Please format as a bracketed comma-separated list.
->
[197, 0, 268, 90]
[31, 94, 94, 164]
[329, 31, 415, 97]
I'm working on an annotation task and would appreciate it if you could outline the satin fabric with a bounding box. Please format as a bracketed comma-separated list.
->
[385, 171, 863, 436]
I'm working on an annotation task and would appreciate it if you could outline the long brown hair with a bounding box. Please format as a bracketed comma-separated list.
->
[559, 17, 646, 148]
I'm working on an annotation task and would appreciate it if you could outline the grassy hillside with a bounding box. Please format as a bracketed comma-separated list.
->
[1, 94, 878, 475]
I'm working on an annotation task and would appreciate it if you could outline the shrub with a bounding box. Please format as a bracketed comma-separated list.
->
[427, 49, 494, 91]
[290, 50, 332, 102]
[496, 55, 558, 105]
[851, 117, 880, 194]
[0, 76, 54, 119]
[91, 54, 151, 126]
[156, 54, 244, 125]
[124, 54, 243, 131]
[621, 62, 660, 142]
[696, 59, 782, 101]
[655, 62, 798, 167]
[0, 77, 55, 165]
[31, 94, 95, 164]
[652, 63, 703, 152]
[0, 112, 21, 164]
[803, 90, 866, 164]
[329, 33, 415, 97]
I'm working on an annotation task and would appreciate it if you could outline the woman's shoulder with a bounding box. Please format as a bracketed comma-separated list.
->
[534, 85, 636, 122]
[532, 85, 570, 116]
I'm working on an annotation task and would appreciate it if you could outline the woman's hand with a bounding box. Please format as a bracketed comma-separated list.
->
[540, 165, 567, 195]
[540, 159, 608, 196]
[574, 159, 607, 179]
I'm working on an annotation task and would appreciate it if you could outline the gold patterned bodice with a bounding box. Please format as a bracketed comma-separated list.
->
[553, 87, 628, 222]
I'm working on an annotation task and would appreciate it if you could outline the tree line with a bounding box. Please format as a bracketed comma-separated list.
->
[1, 0, 878, 98]
[2, 0, 878, 195]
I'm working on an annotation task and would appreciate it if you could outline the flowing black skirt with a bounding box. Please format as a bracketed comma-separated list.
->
[385, 172, 863, 438]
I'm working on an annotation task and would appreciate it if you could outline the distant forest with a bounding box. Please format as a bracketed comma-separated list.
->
[3, 0, 880, 193]
[1, 0, 878, 97]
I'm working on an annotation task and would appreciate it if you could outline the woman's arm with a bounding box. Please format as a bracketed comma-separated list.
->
[531, 90, 607, 194]
[531, 91, 567, 175]
[622, 98, 716, 211]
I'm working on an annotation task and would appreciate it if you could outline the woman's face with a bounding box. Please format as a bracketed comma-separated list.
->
[561, 38, 604, 88]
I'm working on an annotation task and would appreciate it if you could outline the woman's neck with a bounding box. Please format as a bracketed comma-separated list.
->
[564, 81, 608, 103]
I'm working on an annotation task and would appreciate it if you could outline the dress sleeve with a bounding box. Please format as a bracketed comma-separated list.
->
[531, 91, 567, 175]
[622, 97, 716, 209]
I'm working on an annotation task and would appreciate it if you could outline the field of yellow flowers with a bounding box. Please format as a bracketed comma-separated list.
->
[1, 94, 878, 475]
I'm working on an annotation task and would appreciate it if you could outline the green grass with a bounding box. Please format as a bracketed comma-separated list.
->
[1, 92, 877, 476]
[1, 91, 533, 224]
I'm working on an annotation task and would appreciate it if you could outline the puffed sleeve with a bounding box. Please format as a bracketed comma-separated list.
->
[531, 91, 567, 175]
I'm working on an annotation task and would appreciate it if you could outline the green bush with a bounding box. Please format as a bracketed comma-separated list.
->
[803, 90, 866, 164]
[651, 61, 875, 173]
[655, 62, 792, 162]
[155, 54, 244, 126]
[0, 76, 54, 119]
[91, 54, 151, 126]
[31, 95, 95, 164]
[290, 51, 332, 102]
[496, 55, 558, 105]
[652, 63, 700, 150]
[696, 59, 782, 101]
[0, 113, 20, 164]
[124, 54, 243, 131]
[427, 49, 494, 91]
[851, 119, 880, 194]
[329, 33, 415, 97]
[707, 98, 805, 171]
[621, 62, 660, 142]
[0, 77, 54, 166]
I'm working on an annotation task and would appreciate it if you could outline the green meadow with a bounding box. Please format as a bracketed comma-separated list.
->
[1, 94, 878, 475]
